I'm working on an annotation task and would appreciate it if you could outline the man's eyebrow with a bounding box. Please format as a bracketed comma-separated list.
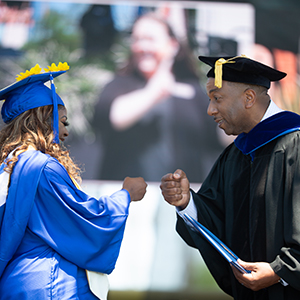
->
[208, 87, 219, 94]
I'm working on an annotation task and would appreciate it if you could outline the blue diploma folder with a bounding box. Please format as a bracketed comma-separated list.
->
[184, 213, 250, 274]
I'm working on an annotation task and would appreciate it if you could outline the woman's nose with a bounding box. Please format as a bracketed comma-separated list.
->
[64, 128, 69, 137]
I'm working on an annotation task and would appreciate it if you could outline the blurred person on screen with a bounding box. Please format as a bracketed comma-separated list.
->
[93, 12, 224, 182]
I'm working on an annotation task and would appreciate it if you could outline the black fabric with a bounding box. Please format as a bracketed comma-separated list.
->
[177, 129, 300, 299]
[198, 56, 286, 88]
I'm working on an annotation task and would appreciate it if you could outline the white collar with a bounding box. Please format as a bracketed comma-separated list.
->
[261, 100, 283, 122]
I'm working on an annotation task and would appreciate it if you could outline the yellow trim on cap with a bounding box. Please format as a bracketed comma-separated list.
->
[16, 64, 42, 81]
[44, 62, 70, 73]
[15, 62, 69, 82]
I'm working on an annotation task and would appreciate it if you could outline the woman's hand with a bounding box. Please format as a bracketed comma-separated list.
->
[122, 177, 147, 201]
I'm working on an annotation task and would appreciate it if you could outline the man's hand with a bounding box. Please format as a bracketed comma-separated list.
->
[232, 259, 281, 291]
[122, 177, 147, 201]
[160, 169, 190, 209]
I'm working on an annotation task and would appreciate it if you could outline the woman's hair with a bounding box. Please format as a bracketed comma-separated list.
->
[0, 105, 82, 182]
[119, 12, 200, 81]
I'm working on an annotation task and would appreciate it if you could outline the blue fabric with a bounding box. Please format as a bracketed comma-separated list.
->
[0, 150, 131, 299]
[234, 111, 300, 159]
[0, 71, 65, 124]
[50, 74, 60, 143]
[0, 71, 65, 144]
[0, 150, 49, 276]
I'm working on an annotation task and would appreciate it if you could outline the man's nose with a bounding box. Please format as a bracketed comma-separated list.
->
[207, 101, 217, 116]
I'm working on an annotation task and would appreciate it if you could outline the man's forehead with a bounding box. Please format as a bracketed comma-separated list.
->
[206, 78, 222, 92]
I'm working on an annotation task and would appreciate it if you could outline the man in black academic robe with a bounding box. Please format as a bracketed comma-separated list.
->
[160, 56, 300, 299]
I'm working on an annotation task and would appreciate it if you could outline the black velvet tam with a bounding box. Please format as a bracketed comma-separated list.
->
[198, 55, 286, 89]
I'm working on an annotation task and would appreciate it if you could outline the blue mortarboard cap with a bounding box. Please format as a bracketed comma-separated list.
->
[198, 55, 286, 89]
[0, 71, 65, 123]
[0, 65, 68, 143]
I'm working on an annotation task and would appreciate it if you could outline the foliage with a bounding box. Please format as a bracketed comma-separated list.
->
[0, 8, 125, 137]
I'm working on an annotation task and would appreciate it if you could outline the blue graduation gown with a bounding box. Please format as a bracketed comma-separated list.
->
[0, 150, 131, 299]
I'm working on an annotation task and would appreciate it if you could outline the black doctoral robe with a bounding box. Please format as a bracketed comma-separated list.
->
[177, 111, 300, 299]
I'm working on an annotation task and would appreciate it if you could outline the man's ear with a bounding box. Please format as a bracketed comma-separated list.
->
[244, 88, 256, 109]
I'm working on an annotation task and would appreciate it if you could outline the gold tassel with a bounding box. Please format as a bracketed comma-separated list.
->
[214, 54, 248, 88]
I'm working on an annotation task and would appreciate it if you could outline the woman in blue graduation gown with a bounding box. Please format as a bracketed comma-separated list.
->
[0, 63, 147, 299]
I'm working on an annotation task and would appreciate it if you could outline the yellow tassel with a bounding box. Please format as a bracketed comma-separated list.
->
[215, 58, 227, 88]
[214, 54, 248, 88]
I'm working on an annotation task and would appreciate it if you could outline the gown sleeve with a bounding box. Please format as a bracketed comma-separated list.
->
[175, 146, 234, 296]
[268, 133, 300, 290]
[176, 145, 230, 246]
[27, 157, 131, 274]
